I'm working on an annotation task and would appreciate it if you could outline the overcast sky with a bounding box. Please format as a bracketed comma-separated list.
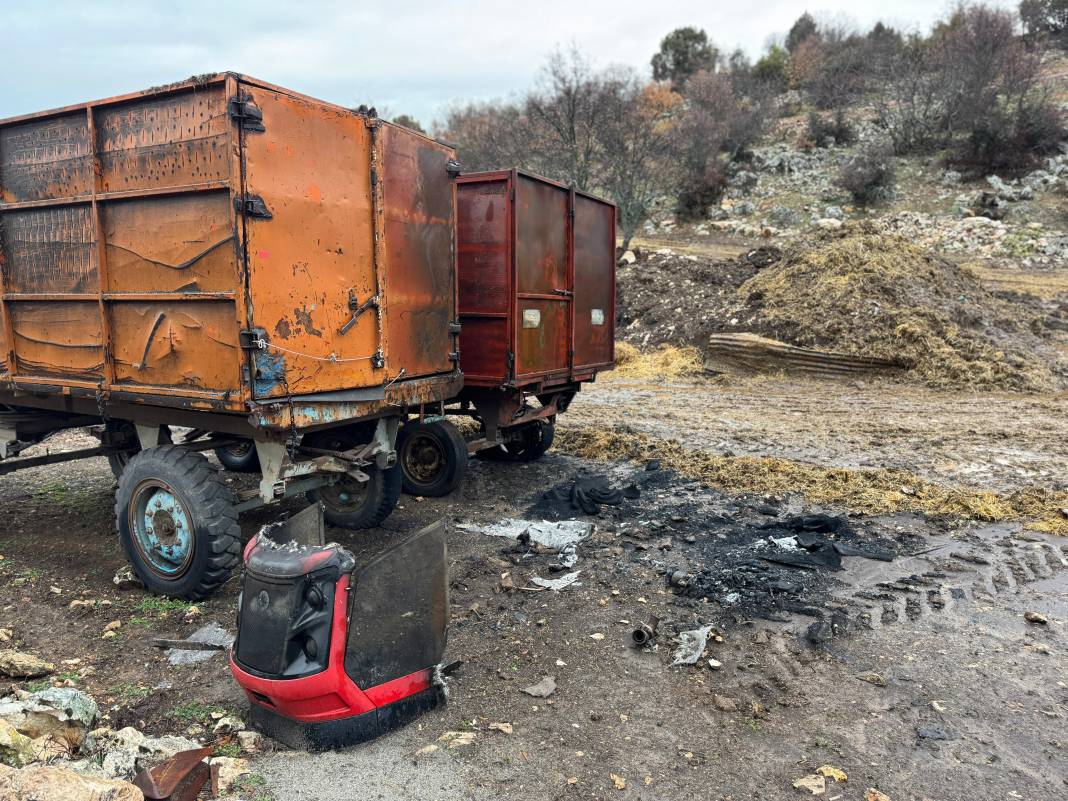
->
[2, 0, 1019, 128]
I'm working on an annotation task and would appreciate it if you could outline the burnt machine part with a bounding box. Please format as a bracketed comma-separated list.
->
[231, 520, 449, 751]
[0, 73, 464, 598]
[631, 616, 661, 647]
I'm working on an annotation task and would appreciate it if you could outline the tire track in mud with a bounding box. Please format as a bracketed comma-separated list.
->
[855, 536, 1067, 629]
[729, 529, 1067, 710]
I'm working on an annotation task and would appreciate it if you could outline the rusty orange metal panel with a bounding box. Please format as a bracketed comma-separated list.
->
[572, 193, 616, 372]
[0, 74, 461, 427]
[515, 297, 568, 378]
[240, 83, 380, 398]
[109, 300, 242, 391]
[377, 123, 457, 380]
[104, 192, 237, 293]
[0, 113, 93, 203]
[96, 84, 231, 193]
[1, 206, 98, 293]
[9, 301, 103, 380]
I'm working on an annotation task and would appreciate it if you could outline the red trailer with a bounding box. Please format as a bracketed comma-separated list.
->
[397, 169, 616, 496]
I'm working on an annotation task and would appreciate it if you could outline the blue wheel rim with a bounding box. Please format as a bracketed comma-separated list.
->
[129, 480, 194, 579]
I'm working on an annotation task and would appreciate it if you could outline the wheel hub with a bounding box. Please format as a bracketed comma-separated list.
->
[131, 483, 193, 578]
[404, 434, 445, 485]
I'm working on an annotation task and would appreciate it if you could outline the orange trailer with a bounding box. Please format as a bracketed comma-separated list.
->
[0, 74, 462, 597]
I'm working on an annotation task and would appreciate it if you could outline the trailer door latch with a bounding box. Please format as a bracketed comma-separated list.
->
[235, 195, 272, 219]
[229, 99, 265, 132]
[338, 291, 380, 336]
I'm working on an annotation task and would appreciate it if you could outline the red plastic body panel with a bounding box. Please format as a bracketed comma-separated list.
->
[229, 574, 432, 723]
[456, 169, 615, 389]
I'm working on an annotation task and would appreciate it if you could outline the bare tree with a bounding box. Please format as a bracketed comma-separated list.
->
[524, 48, 612, 191]
[595, 78, 686, 249]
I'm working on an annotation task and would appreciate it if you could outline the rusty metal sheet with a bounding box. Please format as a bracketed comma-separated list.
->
[241, 83, 379, 398]
[96, 85, 231, 193]
[515, 298, 568, 379]
[378, 123, 457, 380]
[104, 191, 237, 293]
[109, 301, 242, 391]
[572, 193, 615, 371]
[514, 174, 569, 379]
[457, 178, 510, 383]
[0, 113, 92, 203]
[515, 174, 568, 295]
[0, 206, 98, 293]
[9, 300, 103, 379]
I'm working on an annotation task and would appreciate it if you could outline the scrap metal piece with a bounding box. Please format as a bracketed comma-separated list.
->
[132, 746, 212, 801]
[631, 615, 661, 647]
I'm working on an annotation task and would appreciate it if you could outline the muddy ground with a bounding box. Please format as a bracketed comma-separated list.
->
[0, 373, 1065, 801]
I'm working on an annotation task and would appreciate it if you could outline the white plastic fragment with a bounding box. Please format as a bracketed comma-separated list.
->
[672, 625, 714, 666]
[530, 571, 582, 591]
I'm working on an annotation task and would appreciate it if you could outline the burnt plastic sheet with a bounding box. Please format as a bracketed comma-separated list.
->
[344, 520, 449, 689]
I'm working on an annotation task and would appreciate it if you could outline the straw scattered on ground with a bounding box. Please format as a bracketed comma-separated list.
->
[611, 342, 703, 380]
[557, 424, 1068, 534]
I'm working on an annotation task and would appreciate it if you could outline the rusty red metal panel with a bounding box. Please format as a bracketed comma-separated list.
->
[572, 193, 615, 372]
[0, 113, 93, 203]
[378, 123, 457, 381]
[514, 174, 569, 379]
[457, 178, 509, 382]
[456, 179, 508, 315]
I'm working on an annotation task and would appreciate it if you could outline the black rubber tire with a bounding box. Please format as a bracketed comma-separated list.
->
[215, 440, 261, 473]
[304, 425, 402, 529]
[115, 445, 241, 600]
[479, 419, 556, 462]
[398, 419, 469, 497]
[106, 423, 172, 479]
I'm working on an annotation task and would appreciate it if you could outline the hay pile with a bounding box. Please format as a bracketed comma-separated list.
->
[557, 425, 1068, 534]
[616, 228, 1065, 391]
[736, 230, 1059, 391]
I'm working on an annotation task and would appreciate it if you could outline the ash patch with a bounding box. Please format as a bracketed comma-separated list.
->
[525, 463, 914, 628]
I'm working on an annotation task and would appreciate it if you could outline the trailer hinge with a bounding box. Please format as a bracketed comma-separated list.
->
[448, 321, 462, 335]
[229, 99, 265, 132]
[239, 328, 268, 350]
[235, 195, 272, 219]
[446, 159, 462, 179]
[448, 350, 461, 363]
[568, 207, 576, 220]
[507, 350, 515, 374]
[372, 350, 385, 369]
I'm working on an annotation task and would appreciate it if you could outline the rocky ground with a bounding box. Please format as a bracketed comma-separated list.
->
[0, 367, 1065, 799]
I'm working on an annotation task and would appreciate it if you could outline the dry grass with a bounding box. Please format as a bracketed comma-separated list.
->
[556, 425, 1068, 535]
[612, 342, 703, 380]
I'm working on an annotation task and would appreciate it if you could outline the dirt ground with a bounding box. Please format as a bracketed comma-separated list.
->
[0, 371, 1065, 801]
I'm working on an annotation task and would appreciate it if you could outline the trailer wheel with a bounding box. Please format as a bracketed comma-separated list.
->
[115, 445, 240, 600]
[481, 419, 556, 462]
[304, 425, 401, 529]
[215, 440, 261, 473]
[398, 419, 469, 497]
[106, 422, 171, 479]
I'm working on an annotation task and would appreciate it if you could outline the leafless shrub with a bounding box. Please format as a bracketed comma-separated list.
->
[836, 143, 897, 204]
